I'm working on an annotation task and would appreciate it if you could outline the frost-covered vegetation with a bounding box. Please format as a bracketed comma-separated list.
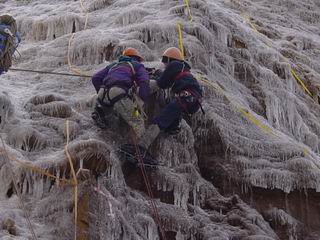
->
[0, 0, 320, 239]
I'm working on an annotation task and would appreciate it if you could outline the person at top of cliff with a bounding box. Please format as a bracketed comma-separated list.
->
[138, 47, 204, 150]
[0, 14, 20, 75]
[91, 47, 150, 138]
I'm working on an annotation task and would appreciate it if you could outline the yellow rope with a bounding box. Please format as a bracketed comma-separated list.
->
[196, 0, 316, 163]
[0, 149, 71, 184]
[67, 0, 90, 76]
[238, 107, 278, 136]
[65, 120, 78, 240]
[290, 68, 313, 97]
[79, 0, 89, 29]
[0, 137, 38, 240]
[197, 74, 278, 137]
[241, 13, 259, 33]
[183, 0, 193, 22]
[241, 13, 313, 98]
[177, 22, 185, 59]
[67, 33, 88, 76]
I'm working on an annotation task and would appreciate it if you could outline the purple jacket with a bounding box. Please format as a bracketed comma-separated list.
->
[92, 56, 150, 102]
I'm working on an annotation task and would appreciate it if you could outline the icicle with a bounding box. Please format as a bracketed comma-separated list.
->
[18, 14, 84, 41]
[0, 92, 14, 129]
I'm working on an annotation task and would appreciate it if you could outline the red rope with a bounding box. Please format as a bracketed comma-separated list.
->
[130, 130, 167, 240]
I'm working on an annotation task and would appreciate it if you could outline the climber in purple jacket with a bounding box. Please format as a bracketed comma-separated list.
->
[91, 47, 150, 137]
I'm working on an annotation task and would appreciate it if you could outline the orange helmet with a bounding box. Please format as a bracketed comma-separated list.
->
[162, 47, 184, 61]
[122, 47, 144, 61]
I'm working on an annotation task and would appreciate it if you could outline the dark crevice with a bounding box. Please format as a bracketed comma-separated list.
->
[6, 184, 14, 198]
[198, 144, 320, 240]
[194, 121, 319, 239]
[72, 21, 76, 33]
[122, 162, 174, 205]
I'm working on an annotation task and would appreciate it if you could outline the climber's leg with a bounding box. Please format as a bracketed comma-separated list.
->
[153, 99, 182, 131]
[113, 98, 145, 138]
[92, 87, 126, 129]
[138, 99, 182, 149]
[138, 124, 161, 149]
[149, 80, 159, 94]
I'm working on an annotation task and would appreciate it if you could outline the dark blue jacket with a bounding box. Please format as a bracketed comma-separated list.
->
[156, 61, 202, 96]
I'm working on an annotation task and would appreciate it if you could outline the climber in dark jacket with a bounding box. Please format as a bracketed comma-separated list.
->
[138, 47, 203, 149]
[91, 47, 150, 137]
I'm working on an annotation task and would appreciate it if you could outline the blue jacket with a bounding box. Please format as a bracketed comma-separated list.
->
[93, 56, 150, 102]
[156, 60, 202, 96]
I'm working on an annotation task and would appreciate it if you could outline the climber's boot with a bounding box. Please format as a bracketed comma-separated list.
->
[164, 123, 181, 135]
[118, 124, 160, 166]
[118, 143, 158, 166]
[163, 118, 181, 135]
[138, 124, 161, 149]
[92, 104, 109, 129]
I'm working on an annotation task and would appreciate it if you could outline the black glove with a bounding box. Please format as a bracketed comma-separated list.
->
[146, 68, 163, 79]
[146, 67, 156, 75]
[153, 69, 163, 78]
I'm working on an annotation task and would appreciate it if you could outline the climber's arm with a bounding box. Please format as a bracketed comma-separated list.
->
[156, 61, 182, 89]
[135, 65, 150, 103]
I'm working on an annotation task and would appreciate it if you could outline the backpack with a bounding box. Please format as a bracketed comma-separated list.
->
[98, 61, 137, 107]
[0, 15, 20, 72]
[174, 70, 205, 114]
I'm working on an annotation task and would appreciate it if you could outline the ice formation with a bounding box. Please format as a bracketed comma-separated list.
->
[0, 0, 319, 239]
[0, 92, 14, 129]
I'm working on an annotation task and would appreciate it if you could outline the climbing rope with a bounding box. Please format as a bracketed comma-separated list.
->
[0, 136, 38, 240]
[177, 22, 185, 59]
[67, 0, 90, 76]
[79, 0, 89, 29]
[240, 10, 313, 98]
[9, 67, 92, 78]
[0, 148, 71, 185]
[184, 0, 193, 22]
[64, 120, 78, 240]
[129, 130, 167, 240]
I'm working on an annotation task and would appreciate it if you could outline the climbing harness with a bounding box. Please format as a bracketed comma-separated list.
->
[97, 62, 136, 106]
[97, 86, 128, 107]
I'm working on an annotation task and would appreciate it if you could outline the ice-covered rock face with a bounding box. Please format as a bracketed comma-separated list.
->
[0, 92, 14, 129]
[0, 0, 320, 239]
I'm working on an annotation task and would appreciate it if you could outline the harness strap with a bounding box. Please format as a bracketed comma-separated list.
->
[174, 71, 205, 114]
[174, 71, 192, 81]
[98, 86, 128, 107]
[108, 61, 136, 83]
[106, 88, 127, 105]
[99, 61, 138, 107]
